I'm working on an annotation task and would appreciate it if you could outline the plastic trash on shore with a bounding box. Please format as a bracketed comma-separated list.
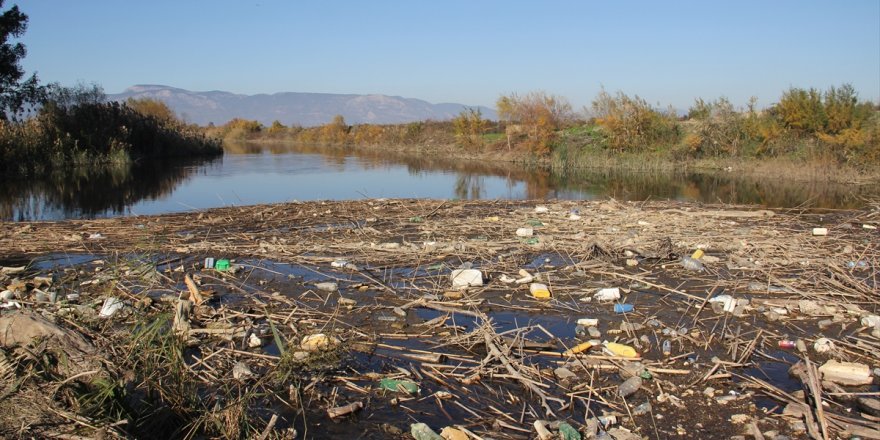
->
[614, 303, 633, 313]
[99, 297, 124, 317]
[604, 341, 638, 358]
[440, 427, 468, 440]
[450, 269, 483, 288]
[818, 360, 872, 385]
[411, 423, 443, 440]
[379, 378, 419, 394]
[529, 283, 551, 299]
[680, 256, 704, 271]
[594, 287, 621, 301]
[812, 227, 828, 236]
[708, 294, 735, 313]
[563, 341, 592, 355]
[515, 227, 534, 237]
[315, 282, 338, 292]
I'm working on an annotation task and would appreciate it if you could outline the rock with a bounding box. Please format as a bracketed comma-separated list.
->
[818, 360, 872, 385]
[450, 269, 483, 288]
[300, 333, 340, 352]
[0, 311, 96, 374]
[248, 333, 263, 348]
[232, 361, 253, 380]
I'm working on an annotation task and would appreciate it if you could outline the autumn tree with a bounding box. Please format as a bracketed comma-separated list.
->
[126, 97, 176, 124]
[495, 91, 573, 155]
[452, 108, 487, 150]
[320, 114, 349, 144]
[267, 120, 286, 135]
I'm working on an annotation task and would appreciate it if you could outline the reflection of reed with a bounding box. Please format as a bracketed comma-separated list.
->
[240, 142, 878, 209]
[0, 155, 222, 220]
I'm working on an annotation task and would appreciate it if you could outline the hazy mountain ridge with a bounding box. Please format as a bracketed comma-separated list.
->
[108, 85, 497, 126]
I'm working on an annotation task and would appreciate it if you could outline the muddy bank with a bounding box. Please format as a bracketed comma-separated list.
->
[1, 199, 878, 439]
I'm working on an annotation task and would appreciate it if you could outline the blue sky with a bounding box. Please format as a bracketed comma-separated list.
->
[15, 0, 880, 110]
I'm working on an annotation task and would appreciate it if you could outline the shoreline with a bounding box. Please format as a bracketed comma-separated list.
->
[1, 198, 878, 438]
[231, 138, 880, 185]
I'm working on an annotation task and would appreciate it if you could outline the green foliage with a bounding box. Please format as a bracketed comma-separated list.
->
[0, 0, 42, 121]
[452, 107, 488, 149]
[591, 88, 680, 152]
[0, 84, 221, 176]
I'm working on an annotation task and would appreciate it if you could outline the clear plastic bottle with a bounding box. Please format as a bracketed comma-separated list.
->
[662, 340, 671, 356]
[618, 376, 642, 398]
[680, 256, 704, 271]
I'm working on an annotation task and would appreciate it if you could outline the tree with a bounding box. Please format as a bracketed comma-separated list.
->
[452, 108, 487, 150]
[495, 91, 573, 155]
[0, 1, 41, 120]
[126, 97, 177, 124]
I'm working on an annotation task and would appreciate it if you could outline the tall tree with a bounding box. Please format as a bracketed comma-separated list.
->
[0, 0, 40, 120]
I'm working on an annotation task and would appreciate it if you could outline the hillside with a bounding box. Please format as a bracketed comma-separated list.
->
[108, 85, 497, 126]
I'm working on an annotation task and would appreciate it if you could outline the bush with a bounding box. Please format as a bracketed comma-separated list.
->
[452, 108, 488, 150]
[496, 91, 573, 155]
[590, 89, 679, 152]
[0, 84, 221, 176]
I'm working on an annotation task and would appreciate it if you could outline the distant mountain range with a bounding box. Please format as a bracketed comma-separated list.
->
[108, 85, 497, 127]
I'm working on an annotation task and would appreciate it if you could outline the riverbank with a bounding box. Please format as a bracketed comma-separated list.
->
[1, 199, 878, 438]
[232, 137, 880, 185]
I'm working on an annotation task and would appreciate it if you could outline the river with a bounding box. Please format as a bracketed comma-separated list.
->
[2, 143, 877, 221]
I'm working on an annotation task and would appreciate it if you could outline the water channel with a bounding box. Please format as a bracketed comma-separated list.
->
[2, 143, 877, 221]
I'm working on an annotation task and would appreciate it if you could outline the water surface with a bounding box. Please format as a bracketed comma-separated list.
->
[2, 143, 877, 221]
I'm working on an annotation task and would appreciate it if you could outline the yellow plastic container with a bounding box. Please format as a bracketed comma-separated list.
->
[529, 283, 551, 299]
[691, 249, 704, 260]
[604, 342, 638, 358]
[564, 341, 593, 356]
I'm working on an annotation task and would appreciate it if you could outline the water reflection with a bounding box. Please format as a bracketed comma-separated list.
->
[0, 156, 222, 220]
[2, 142, 876, 221]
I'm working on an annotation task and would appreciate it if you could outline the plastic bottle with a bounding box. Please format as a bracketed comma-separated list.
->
[618, 376, 642, 398]
[575, 325, 587, 338]
[662, 340, 671, 356]
[680, 256, 704, 271]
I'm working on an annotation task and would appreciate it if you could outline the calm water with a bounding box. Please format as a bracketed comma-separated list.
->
[2, 143, 878, 221]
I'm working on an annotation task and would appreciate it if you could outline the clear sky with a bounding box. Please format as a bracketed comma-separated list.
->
[14, 0, 880, 111]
